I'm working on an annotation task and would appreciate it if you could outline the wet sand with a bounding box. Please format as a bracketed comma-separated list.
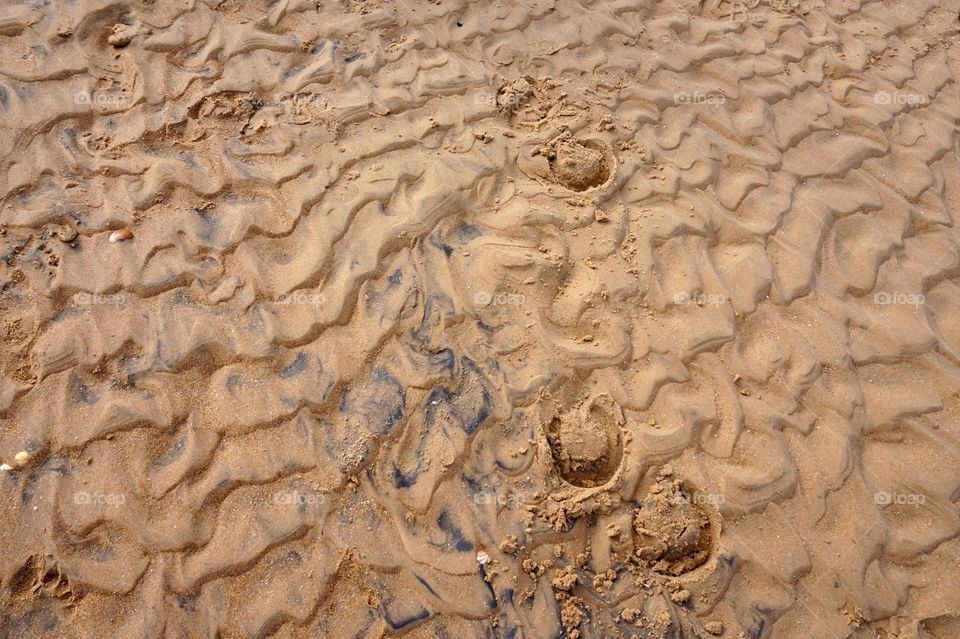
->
[1, 0, 960, 637]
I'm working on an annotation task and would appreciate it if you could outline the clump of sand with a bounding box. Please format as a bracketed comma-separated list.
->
[530, 131, 613, 191]
[633, 470, 715, 576]
[548, 135, 608, 190]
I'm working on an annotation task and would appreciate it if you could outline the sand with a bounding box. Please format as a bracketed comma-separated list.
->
[1, 0, 960, 637]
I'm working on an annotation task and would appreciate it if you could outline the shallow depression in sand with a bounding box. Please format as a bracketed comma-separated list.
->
[546, 394, 624, 487]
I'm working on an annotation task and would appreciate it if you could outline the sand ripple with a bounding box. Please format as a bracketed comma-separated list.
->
[1, 0, 960, 637]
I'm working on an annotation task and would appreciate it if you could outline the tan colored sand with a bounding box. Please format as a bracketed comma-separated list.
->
[1, 0, 960, 638]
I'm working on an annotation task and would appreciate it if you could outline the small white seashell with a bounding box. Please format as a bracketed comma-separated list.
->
[14, 451, 31, 467]
[109, 228, 134, 243]
[0, 463, 12, 471]
[476, 551, 490, 565]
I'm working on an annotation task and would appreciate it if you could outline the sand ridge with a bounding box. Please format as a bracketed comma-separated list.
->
[0, 0, 959, 637]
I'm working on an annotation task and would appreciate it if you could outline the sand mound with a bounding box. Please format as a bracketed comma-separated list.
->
[522, 132, 616, 192]
[546, 134, 611, 191]
[633, 472, 717, 577]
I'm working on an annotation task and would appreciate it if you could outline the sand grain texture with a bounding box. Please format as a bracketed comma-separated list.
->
[1, 0, 960, 638]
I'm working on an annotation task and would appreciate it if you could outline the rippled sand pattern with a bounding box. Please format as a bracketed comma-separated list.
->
[2, 0, 960, 637]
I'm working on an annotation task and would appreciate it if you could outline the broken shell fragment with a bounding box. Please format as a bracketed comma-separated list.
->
[109, 228, 134, 243]
[14, 451, 31, 467]
[476, 551, 490, 565]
